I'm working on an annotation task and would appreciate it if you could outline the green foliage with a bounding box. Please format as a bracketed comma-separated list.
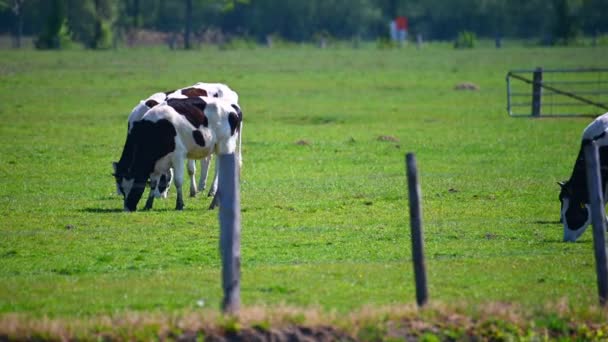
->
[596, 34, 608, 46]
[221, 316, 241, 334]
[454, 30, 476, 49]
[2, 0, 608, 45]
[552, 0, 583, 45]
[34, 0, 72, 49]
[91, 20, 113, 49]
[67, 0, 116, 49]
[357, 324, 387, 341]
[219, 36, 257, 50]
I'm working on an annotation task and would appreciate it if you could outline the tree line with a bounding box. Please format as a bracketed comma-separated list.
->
[0, 0, 606, 49]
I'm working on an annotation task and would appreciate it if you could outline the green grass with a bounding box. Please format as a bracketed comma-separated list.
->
[0, 44, 607, 321]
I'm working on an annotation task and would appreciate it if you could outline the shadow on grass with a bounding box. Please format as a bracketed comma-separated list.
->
[81, 207, 204, 213]
[533, 220, 561, 225]
[80, 208, 124, 213]
[98, 195, 120, 201]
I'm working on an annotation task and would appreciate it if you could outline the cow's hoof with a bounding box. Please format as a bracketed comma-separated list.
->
[189, 191, 197, 198]
[208, 194, 219, 210]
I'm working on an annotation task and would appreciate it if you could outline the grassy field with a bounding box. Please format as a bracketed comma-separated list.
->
[0, 43, 607, 327]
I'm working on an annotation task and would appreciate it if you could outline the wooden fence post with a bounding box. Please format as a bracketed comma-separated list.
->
[584, 141, 608, 306]
[531, 67, 543, 117]
[405, 153, 428, 307]
[218, 153, 241, 314]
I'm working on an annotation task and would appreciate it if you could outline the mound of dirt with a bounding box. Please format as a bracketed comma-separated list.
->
[454, 82, 480, 91]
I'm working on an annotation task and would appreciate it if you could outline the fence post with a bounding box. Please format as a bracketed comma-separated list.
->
[405, 153, 428, 307]
[584, 141, 608, 306]
[531, 67, 543, 117]
[218, 153, 241, 314]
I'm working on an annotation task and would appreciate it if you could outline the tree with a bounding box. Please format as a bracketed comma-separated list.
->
[552, 0, 582, 44]
[66, 0, 116, 49]
[35, 0, 70, 49]
[184, 0, 192, 49]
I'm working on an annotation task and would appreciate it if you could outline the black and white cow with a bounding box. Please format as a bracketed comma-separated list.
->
[113, 82, 241, 204]
[117, 96, 241, 212]
[559, 112, 608, 242]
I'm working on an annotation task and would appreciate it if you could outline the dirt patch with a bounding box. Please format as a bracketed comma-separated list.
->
[454, 82, 480, 91]
[377, 135, 400, 142]
[295, 140, 311, 146]
[196, 326, 355, 342]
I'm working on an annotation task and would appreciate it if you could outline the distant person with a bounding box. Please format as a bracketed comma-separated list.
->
[389, 19, 398, 42]
[396, 16, 408, 45]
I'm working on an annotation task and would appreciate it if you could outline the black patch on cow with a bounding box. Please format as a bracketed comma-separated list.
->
[181, 87, 208, 97]
[193, 130, 206, 147]
[158, 172, 171, 194]
[230, 104, 243, 135]
[166, 98, 209, 128]
[123, 119, 177, 211]
[228, 112, 240, 136]
[125, 183, 146, 212]
[145, 99, 160, 108]
[564, 202, 589, 231]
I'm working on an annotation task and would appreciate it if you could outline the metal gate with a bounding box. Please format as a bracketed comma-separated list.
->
[506, 68, 608, 117]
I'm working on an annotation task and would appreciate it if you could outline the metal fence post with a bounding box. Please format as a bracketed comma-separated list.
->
[584, 141, 608, 306]
[218, 153, 241, 314]
[531, 67, 543, 117]
[405, 153, 428, 307]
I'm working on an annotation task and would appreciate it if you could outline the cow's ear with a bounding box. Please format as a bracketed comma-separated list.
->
[557, 181, 566, 188]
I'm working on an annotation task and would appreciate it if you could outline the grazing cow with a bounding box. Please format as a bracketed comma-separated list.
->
[117, 96, 241, 212]
[113, 83, 242, 204]
[559, 112, 608, 242]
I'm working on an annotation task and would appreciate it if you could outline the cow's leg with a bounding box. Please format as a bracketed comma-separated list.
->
[207, 163, 219, 197]
[173, 158, 185, 210]
[208, 159, 220, 209]
[187, 159, 197, 197]
[144, 175, 160, 210]
[198, 155, 212, 193]
[144, 188, 155, 210]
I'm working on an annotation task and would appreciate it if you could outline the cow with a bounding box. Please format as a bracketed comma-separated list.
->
[117, 96, 242, 212]
[559, 112, 608, 242]
[113, 83, 242, 204]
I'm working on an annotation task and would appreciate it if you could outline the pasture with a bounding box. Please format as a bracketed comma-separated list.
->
[0, 44, 607, 328]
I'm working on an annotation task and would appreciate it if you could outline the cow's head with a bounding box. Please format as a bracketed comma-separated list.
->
[559, 180, 591, 242]
[121, 177, 146, 212]
[112, 162, 145, 211]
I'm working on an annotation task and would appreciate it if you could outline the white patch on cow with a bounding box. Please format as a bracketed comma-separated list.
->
[562, 198, 591, 242]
